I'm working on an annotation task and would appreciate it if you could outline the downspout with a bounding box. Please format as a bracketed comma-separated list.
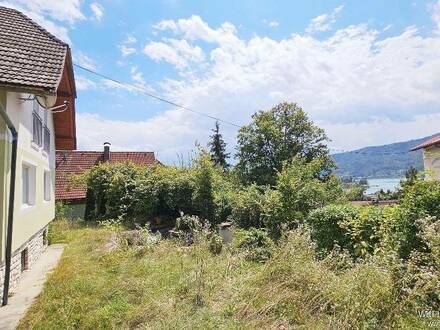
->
[0, 103, 18, 307]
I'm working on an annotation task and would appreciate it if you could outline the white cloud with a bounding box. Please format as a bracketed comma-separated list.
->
[432, 0, 440, 31]
[90, 2, 104, 21]
[143, 38, 205, 68]
[153, 15, 239, 44]
[76, 112, 201, 163]
[306, 5, 344, 34]
[75, 51, 97, 70]
[119, 35, 137, 57]
[0, 0, 85, 43]
[77, 13, 440, 159]
[11, 0, 84, 24]
[75, 76, 96, 90]
[263, 19, 279, 28]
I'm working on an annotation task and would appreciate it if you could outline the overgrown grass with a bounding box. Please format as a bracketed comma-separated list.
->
[18, 220, 432, 329]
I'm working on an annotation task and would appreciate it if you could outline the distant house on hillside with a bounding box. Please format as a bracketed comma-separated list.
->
[410, 134, 440, 179]
[55, 142, 160, 218]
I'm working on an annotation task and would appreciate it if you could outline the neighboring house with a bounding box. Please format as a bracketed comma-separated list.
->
[55, 142, 159, 218]
[410, 134, 440, 179]
[0, 7, 76, 305]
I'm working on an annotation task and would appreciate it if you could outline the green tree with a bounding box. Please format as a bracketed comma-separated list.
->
[236, 102, 332, 186]
[208, 121, 230, 170]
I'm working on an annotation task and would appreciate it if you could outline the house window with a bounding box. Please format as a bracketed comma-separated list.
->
[44, 170, 51, 201]
[21, 248, 29, 272]
[32, 100, 43, 147]
[43, 126, 50, 152]
[22, 163, 36, 206]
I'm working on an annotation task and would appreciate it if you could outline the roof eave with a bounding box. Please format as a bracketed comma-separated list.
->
[0, 84, 56, 96]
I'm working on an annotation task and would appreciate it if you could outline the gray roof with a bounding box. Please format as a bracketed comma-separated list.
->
[0, 6, 68, 94]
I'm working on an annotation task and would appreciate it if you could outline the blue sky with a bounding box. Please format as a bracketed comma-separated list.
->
[3, 0, 440, 163]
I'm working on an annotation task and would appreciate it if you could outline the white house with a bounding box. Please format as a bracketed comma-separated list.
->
[0, 6, 77, 306]
[410, 135, 440, 179]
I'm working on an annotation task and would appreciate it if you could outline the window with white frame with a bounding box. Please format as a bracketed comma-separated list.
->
[22, 163, 36, 206]
[32, 99, 43, 147]
[32, 98, 50, 152]
[44, 170, 51, 201]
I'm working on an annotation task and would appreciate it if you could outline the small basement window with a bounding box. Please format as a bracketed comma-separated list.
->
[21, 248, 29, 272]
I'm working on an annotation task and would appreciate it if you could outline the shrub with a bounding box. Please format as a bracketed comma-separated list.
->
[276, 157, 344, 224]
[229, 184, 266, 229]
[238, 229, 433, 329]
[175, 214, 211, 244]
[307, 204, 397, 258]
[192, 152, 216, 222]
[238, 228, 274, 262]
[132, 165, 195, 222]
[55, 201, 72, 220]
[307, 204, 358, 257]
[209, 234, 223, 255]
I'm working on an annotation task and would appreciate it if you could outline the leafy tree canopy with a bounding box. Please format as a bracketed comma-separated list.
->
[236, 102, 332, 185]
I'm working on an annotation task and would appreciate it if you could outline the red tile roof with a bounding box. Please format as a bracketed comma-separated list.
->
[410, 134, 440, 151]
[0, 6, 69, 93]
[55, 150, 159, 201]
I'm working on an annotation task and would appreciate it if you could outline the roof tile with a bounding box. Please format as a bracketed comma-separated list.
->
[55, 151, 160, 200]
[0, 6, 67, 93]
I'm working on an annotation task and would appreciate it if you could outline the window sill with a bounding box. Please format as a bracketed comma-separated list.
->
[21, 203, 36, 214]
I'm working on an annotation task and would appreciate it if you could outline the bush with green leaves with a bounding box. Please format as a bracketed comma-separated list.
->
[55, 201, 72, 220]
[209, 233, 223, 255]
[238, 228, 274, 262]
[394, 179, 440, 256]
[228, 184, 266, 229]
[276, 157, 344, 224]
[306, 204, 401, 258]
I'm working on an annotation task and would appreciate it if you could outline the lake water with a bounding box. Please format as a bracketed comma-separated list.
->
[365, 178, 402, 195]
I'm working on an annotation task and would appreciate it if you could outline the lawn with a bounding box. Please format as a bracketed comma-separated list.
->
[18, 220, 428, 329]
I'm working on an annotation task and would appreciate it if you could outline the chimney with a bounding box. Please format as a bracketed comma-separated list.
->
[103, 142, 111, 161]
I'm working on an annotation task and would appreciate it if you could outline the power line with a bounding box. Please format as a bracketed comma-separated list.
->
[73, 64, 428, 157]
[73, 63, 242, 128]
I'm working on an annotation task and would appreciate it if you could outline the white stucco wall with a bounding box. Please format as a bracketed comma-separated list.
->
[422, 145, 440, 179]
[0, 92, 56, 262]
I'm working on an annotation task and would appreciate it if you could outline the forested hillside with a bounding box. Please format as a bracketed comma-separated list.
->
[332, 136, 431, 178]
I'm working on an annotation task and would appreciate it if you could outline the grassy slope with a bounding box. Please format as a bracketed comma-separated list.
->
[17, 221, 260, 329]
[18, 221, 427, 329]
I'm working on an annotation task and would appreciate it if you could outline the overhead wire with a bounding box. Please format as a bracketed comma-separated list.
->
[73, 63, 242, 128]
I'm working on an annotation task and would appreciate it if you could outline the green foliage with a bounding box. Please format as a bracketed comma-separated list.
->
[307, 204, 401, 258]
[307, 204, 359, 257]
[229, 184, 266, 229]
[236, 102, 332, 186]
[192, 151, 216, 221]
[238, 228, 274, 262]
[208, 121, 230, 170]
[20, 215, 439, 329]
[209, 233, 223, 255]
[55, 201, 72, 220]
[393, 178, 440, 257]
[84, 188, 96, 221]
[276, 157, 344, 224]
[344, 183, 367, 201]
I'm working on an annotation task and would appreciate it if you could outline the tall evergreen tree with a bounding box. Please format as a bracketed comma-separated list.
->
[208, 121, 230, 170]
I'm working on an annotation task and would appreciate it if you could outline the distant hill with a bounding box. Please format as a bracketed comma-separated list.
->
[331, 135, 432, 178]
